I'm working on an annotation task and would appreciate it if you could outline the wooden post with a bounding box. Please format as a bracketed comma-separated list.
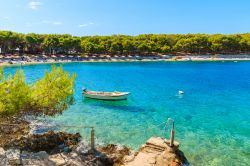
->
[170, 121, 174, 147]
[90, 127, 95, 151]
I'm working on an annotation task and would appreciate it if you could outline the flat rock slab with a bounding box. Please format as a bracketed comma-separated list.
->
[146, 137, 180, 149]
[49, 153, 81, 165]
[125, 151, 157, 166]
[124, 137, 183, 166]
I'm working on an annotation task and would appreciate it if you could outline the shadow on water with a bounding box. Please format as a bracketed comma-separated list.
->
[82, 98, 145, 112]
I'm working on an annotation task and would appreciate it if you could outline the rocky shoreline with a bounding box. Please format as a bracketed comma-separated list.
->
[0, 117, 132, 166]
[0, 117, 188, 166]
[0, 142, 132, 166]
[0, 142, 131, 166]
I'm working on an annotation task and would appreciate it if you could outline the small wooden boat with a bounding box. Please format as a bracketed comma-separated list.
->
[83, 89, 130, 100]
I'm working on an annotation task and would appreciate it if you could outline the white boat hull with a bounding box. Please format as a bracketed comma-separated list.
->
[83, 91, 129, 100]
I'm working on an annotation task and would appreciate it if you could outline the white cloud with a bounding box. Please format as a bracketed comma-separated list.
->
[78, 22, 94, 28]
[78, 24, 88, 28]
[28, 1, 42, 10]
[53, 21, 62, 25]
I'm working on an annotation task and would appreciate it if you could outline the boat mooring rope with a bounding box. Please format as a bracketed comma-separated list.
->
[0, 118, 172, 140]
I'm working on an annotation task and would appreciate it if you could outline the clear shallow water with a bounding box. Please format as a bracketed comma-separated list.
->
[5, 61, 250, 166]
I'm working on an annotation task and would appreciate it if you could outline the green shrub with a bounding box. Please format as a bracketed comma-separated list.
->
[31, 66, 76, 115]
[0, 65, 76, 116]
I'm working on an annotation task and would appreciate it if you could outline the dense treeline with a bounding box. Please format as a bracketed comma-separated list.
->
[0, 31, 250, 55]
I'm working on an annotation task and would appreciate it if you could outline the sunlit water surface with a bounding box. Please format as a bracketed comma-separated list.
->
[5, 61, 250, 166]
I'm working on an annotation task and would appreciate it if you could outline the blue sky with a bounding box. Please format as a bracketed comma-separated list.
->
[0, 0, 249, 36]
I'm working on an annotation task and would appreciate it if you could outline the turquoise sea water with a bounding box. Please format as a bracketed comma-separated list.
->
[5, 61, 250, 166]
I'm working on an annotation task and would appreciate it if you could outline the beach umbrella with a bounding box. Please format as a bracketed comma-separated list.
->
[25, 56, 31, 60]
